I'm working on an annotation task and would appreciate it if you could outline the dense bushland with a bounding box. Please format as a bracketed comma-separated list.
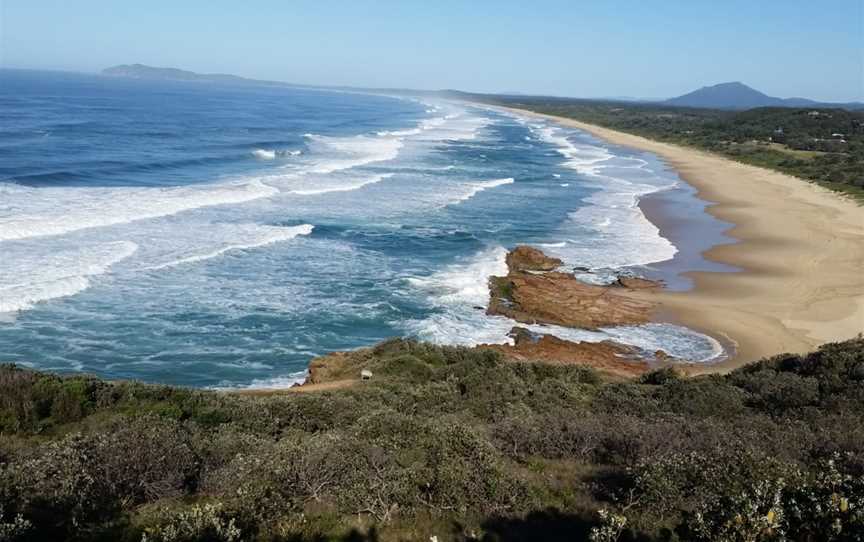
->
[1, 338, 863, 541]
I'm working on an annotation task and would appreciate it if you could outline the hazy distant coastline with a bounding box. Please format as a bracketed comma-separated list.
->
[102, 63, 864, 110]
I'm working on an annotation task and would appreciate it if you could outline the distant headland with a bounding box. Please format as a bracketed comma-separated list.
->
[102, 63, 294, 87]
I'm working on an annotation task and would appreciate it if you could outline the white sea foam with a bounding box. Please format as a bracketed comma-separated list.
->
[289, 173, 393, 196]
[374, 115, 452, 138]
[252, 149, 277, 160]
[450, 177, 514, 205]
[251, 148, 299, 159]
[0, 241, 138, 313]
[407, 245, 508, 306]
[536, 125, 613, 175]
[404, 246, 515, 345]
[404, 246, 724, 362]
[215, 369, 309, 390]
[376, 127, 421, 137]
[148, 224, 313, 270]
[525, 123, 680, 269]
[550, 180, 678, 269]
[304, 134, 403, 174]
[0, 179, 279, 242]
[421, 116, 448, 130]
[411, 109, 491, 142]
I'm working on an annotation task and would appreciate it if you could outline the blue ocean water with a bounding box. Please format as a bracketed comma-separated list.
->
[0, 70, 731, 387]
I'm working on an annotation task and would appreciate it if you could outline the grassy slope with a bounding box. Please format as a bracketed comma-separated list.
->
[1, 338, 863, 541]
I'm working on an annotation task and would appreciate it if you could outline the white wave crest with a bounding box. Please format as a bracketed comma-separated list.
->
[549, 181, 678, 269]
[521, 123, 680, 269]
[0, 179, 279, 242]
[404, 246, 514, 346]
[289, 173, 393, 196]
[451, 178, 514, 205]
[536, 125, 613, 175]
[148, 224, 314, 270]
[304, 134, 403, 174]
[252, 148, 302, 159]
[407, 245, 508, 306]
[252, 149, 276, 159]
[0, 241, 138, 313]
[214, 369, 309, 390]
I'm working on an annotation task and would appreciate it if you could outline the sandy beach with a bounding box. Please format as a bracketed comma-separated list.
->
[500, 107, 864, 370]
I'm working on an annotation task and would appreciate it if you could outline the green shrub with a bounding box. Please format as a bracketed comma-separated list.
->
[639, 367, 683, 385]
[0, 503, 32, 542]
[0, 338, 862, 540]
[141, 504, 241, 542]
[375, 354, 434, 381]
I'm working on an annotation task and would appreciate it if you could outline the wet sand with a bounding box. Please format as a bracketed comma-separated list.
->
[637, 178, 739, 291]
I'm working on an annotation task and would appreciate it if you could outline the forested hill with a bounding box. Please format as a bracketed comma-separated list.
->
[463, 94, 864, 200]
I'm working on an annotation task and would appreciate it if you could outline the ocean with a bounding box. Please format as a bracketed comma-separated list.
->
[0, 69, 733, 388]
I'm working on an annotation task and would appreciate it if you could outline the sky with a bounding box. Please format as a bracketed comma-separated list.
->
[1, 0, 862, 102]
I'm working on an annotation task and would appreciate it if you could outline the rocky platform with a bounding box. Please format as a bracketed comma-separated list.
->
[487, 246, 661, 329]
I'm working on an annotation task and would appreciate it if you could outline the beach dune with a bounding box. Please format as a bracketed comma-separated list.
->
[503, 108, 864, 369]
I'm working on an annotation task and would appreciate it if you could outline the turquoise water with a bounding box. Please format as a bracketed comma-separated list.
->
[0, 70, 731, 387]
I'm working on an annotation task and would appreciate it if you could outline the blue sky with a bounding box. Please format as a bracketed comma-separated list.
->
[2, 0, 862, 101]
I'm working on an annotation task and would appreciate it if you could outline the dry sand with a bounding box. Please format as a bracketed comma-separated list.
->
[501, 107, 864, 370]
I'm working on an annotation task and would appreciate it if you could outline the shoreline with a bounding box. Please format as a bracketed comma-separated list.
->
[636, 183, 739, 292]
[498, 106, 864, 370]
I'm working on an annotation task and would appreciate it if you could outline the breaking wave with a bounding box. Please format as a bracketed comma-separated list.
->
[148, 224, 314, 270]
[450, 177, 514, 205]
[0, 179, 279, 242]
[0, 241, 138, 313]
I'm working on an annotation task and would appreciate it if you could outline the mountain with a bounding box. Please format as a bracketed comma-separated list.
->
[665, 82, 863, 110]
[102, 64, 290, 87]
[100, 64, 433, 96]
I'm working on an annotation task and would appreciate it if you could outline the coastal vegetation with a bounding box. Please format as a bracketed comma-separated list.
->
[473, 95, 864, 201]
[1, 337, 863, 541]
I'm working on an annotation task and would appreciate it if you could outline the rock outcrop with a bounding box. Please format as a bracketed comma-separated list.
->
[488, 246, 662, 329]
[505, 245, 563, 273]
[305, 351, 357, 384]
[487, 327, 651, 377]
[480, 246, 677, 376]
